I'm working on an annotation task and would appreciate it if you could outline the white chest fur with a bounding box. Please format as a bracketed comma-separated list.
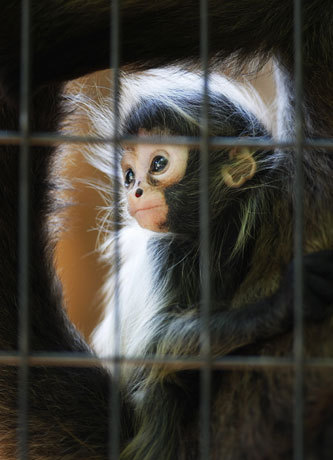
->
[92, 223, 169, 363]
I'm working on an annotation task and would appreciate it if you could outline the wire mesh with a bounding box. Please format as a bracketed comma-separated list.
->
[17, 0, 31, 458]
[0, 0, 331, 458]
[109, 0, 121, 458]
[292, 0, 305, 458]
[199, 1, 212, 459]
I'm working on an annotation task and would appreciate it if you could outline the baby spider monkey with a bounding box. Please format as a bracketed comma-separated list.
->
[89, 71, 333, 460]
[0, 1, 332, 458]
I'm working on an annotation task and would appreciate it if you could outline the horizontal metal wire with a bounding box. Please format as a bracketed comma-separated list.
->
[0, 352, 332, 369]
[0, 131, 333, 150]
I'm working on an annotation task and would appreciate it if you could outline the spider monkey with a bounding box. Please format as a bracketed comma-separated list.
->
[0, 1, 332, 459]
[87, 69, 333, 459]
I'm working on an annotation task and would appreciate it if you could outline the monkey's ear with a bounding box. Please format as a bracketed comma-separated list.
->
[221, 147, 257, 188]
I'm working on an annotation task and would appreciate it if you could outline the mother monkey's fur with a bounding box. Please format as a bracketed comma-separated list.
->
[0, 1, 332, 459]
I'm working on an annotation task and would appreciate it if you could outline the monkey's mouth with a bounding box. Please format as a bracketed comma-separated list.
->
[133, 205, 163, 215]
[130, 205, 168, 232]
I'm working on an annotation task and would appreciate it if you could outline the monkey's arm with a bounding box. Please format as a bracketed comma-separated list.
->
[1, 1, 332, 132]
[0, 0, 326, 76]
[0, 4, 133, 456]
[0, 88, 134, 458]
[146, 251, 333, 379]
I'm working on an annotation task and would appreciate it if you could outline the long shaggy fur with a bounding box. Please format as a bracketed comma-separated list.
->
[69, 69, 274, 360]
[67, 69, 333, 459]
[0, 2, 332, 458]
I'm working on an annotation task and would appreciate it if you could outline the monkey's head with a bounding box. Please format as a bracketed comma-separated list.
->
[121, 89, 270, 235]
[121, 134, 189, 232]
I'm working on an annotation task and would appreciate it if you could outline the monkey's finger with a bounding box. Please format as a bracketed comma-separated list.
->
[303, 250, 333, 276]
[304, 272, 333, 304]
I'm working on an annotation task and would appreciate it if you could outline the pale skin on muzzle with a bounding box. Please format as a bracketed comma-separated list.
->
[121, 142, 189, 232]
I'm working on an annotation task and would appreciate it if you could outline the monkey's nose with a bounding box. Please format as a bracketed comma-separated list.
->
[135, 188, 143, 198]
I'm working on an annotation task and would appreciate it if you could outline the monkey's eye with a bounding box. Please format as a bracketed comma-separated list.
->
[150, 155, 168, 173]
[124, 168, 135, 188]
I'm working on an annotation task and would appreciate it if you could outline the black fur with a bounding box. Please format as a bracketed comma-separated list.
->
[0, 1, 332, 459]
[118, 86, 333, 459]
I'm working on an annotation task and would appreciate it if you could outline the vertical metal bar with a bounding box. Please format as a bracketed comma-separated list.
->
[18, 0, 31, 459]
[109, 0, 121, 459]
[199, 0, 211, 459]
[293, 0, 304, 458]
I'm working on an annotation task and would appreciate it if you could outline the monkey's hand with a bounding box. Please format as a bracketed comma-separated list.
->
[287, 249, 333, 321]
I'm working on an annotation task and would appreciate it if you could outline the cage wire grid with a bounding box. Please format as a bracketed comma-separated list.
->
[0, 0, 331, 459]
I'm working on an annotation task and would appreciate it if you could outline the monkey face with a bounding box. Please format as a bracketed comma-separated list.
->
[121, 141, 189, 232]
